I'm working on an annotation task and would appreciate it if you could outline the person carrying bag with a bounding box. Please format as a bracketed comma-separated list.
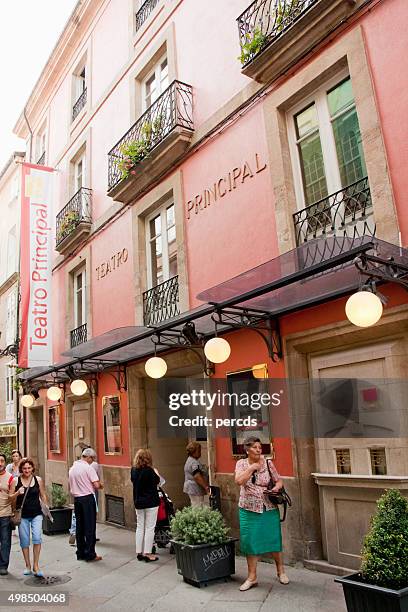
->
[266, 459, 292, 522]
[9, 477, 32, 528]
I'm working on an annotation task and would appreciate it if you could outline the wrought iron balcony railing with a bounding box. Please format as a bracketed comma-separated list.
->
[293, 177, 375, 246]
[70, 323, 87, 348]
[72, 88, 87, 121]
[237, 0, 318, 66]
[108, 80, 193, 191]
[143, 275, 180, 326]
[37, 151, 46, 166]
[56, 187, 92, 247]
[135, 0, 160, 32]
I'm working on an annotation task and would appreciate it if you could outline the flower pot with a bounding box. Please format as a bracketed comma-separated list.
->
[42, 507, 73, 535]
[170, 539, 237, 588]
[335, 573, 408, 612]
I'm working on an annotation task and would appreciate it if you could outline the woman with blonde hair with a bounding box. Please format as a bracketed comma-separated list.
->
[131, 449, 160, 562]
[183, 441, 210, 507]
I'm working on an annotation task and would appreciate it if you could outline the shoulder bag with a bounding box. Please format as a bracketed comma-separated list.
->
[266, 460, 292, 523]
[10, 476, 33, 528]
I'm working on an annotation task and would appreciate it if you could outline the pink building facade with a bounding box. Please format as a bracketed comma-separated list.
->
[15, 0, 408, 569]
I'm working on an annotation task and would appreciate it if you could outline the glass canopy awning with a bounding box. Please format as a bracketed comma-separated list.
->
[19, 236, 408, 383]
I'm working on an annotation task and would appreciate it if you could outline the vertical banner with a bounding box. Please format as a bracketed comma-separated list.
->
[19, 163, 54, 368]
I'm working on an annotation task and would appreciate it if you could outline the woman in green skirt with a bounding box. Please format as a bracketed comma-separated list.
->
[235, 436, 289, 591]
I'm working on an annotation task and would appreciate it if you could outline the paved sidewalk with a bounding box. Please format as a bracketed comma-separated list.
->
[0, 524, 347, 612]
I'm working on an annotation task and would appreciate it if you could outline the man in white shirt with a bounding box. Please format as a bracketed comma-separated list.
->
[68, 448, 103, 562]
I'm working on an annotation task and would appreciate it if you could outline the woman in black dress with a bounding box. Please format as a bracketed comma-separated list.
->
[131, 449, 160, 562]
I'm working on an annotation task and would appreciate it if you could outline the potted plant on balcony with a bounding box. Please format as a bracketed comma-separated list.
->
[56, 210, 81, 244]
[170, 506, 237, 588]
[42, 484, 73, 535]
[335, 489, 408, 612]
[239, 28, 268, 65]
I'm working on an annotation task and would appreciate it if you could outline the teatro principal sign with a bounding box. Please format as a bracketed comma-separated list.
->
[185, 153, 267, 220]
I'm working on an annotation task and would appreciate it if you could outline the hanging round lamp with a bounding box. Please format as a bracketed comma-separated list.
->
[70, 379, 88, 396]
[204, 337, 231, 364]
[145, 356, 167, 379]
[345, 290, 383, 328]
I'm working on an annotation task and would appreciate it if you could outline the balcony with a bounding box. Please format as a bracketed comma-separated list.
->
[37, 151, 46, 166]
[143, 276, 180, 326]
[72, 87, 87, 121]
[135, 0, 160, 32]
[56, 187, 92, 254]
[70, 323, 87, 348]
[107, 80, 193, 204]
[293, 177, 375, 246]
[237, 0, 360, 83]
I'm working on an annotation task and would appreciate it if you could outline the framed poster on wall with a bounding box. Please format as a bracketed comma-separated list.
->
[102, 395, 122, 455]
[226, 364, 272, 456]
[48, 405, 61, 453]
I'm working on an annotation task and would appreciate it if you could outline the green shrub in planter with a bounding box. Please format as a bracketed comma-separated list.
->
[361, 488, 408, 590]
[336, 489, 408, 612]
[48, 483, 68, 509]
[170, 507, 236, 587]
[170, 506, 230, 545]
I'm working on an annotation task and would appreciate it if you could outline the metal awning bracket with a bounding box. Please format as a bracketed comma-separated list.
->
[212, 307, 282, 362]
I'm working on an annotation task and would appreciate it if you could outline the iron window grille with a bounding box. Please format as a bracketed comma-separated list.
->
[107, 80, 193, 191]
[370, 448, 387, 476]
[237, 0, 318, 66]
[293, 177, 375, 246]
[143, 275, 180, 326]
[56, 187, 92, 247]
[335, 449, 351, 475]
[135, 0, 160, 32]
[70, 323, 87, 348]
[72, 87, 87, 121]
[37, 151, 46, 166]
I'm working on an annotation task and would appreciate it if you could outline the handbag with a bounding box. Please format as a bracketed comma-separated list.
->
[266, 460, 292, 523]
[10, 477, 33, 528]
[40, 498, 54, 523]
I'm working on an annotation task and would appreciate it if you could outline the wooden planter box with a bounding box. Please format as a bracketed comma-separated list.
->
[42, 507, 73, 535]
[335, 573, 408, 612]
[171, 539, 237, 588]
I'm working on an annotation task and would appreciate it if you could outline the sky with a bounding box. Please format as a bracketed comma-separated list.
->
[0, 0, 79, 170]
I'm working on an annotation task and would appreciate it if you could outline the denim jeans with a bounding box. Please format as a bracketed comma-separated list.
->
[0, 516, 12, 569]
[18, 515, 43, 549]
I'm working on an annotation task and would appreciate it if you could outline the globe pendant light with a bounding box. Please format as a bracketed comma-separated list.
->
[47, 386, 62, 401]
[204, 337, 231, 364]
[70, 379, 88, 396]
[145, 356, 167, 379]
[345, 290, 383, 328]
[21, 394, 35, 408]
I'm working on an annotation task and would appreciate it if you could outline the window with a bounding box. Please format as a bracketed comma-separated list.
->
[9, 174, 19, 203]
[6, 289, 17, 346]
[289, 75, 367, 209]
[146, 202, 177, 288]
[6, 227, 17, 278]
[143, 56, 169, 110]
[226, 365, 272, 456]
[103, 395, 122, 454]
[335, 448, 351, 474]
[370, 448, 387, 475]
[73, 268, 86, 329]
[74, 153, 85, 193]
[72, 60, 87, 121]
[5, 365, 14, 422]
[36, 127, 46, 163]
[49, 406, 61, 453]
